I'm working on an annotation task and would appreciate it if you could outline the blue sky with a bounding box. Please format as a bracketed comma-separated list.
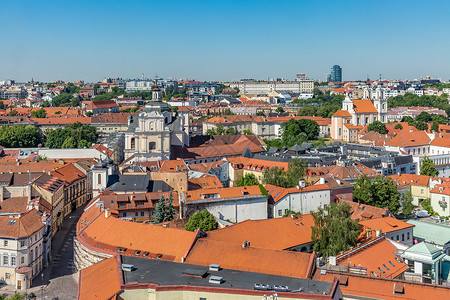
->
[2, 0, 450, 82]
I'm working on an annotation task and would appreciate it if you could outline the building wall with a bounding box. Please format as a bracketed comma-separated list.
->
[430, 193, 449, 217]
[74, 239, 112, 271]
[150, 172, 188, 194]
[384, 228, 414, 246]
[184, 196, 268, 223]
[272, 190, 331, 217]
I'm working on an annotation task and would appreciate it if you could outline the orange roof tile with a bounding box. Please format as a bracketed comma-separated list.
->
[78, 256, 121, 300]
[309, 162, 379, 180]
[332, 110, 352, 117]
[206, 215, 314, 250]
[188, 174, 223, 190]
[430, 181, 450, 196]
[158, 160, 189, 172]
[184, 185, 262, 202]
[227, 156, 289, 172]
[352, 99, 378, 114]
[51, 163, 86, 185]
[337, 199, 390, 220]
[336, 237, 408, 279]
[77, 206, 197, 262]
[430, 137, 450, 148]
[359, 217, 414, 235]
[185, 239, 313, 278]
[388, 174, 430, 188]
[385, 131, 431, 147]
[265, 184, 330, 203]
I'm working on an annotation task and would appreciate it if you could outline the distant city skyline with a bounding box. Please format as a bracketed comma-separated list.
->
[2, 0, 450, 82]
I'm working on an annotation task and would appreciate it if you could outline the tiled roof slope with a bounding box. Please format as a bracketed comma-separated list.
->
[385, 131, 431, 147]
[352, 99, 378, 113]
[265, 184, 330, 203]
[359, 217, 414, 234]
[206, 215, 314, 250]
[388, 174, 430, 187]
[337, 199, 390, 220]
[78, 256, 121, 300]
[185, 239, 313, 279]
[184, 185, 262, 202]
[0, 210, 44, 238]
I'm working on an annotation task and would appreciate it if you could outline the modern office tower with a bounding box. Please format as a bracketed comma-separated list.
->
[328, 65, 342, 82]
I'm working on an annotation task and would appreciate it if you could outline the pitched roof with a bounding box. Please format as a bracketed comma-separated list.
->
[385, 131, 431, 147]
[77, 206, 198, 262]
[227, 156, 289, 172]
[91, 144, 113, 157]
[388, 174, 430, 187]
[185, 239, 313, 279]
[430, 181, 450, 196]
[352, 99, 377, 114]
[206, 215, 314, 250]
[85, 100, 119, 110]
[309, 162, 379, 180]
[338, 199, 390, 220]
[265, 183, 330, 203]
[184, 185, 262, 202]
[78, 256, 121, 300]
[430, 137, 450, 148]
[359, 217, 414, 234]
[51, 163, 86, 185]
[336, 237, 408, 279]
[158, 160, 189, 172]
[0, 161, 65, 173]
[188, 174, 223, 190]
[332, 110, 352, 117]
[0, 210, 45, 238]
[406, 219, 450, 246]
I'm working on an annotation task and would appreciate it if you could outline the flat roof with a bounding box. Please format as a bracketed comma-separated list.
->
[407, 219, 450, 246]
[121, 256, 333, 295]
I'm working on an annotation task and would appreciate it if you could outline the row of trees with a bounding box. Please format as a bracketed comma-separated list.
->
[0, 125, 43, 148]
[388, 93, 450, 116]
[45, 123, 98, 148]
[205, 124, 236, 135]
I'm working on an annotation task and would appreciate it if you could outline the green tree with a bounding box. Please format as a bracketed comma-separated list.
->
[282, 210, 301, 217]
[154, 194, 167, 223]
[367, 121, 387, 134]
[242, 129, 253, 135]
[165, 193, 176, 222]
[8, 109, 18, 116]
[431, 122, 439, 132]
[78, 139, 91, 148]
[225, 127, 235, 135]
[312, 88, 324, 96]
[0, 101, 4, 110]
[236, 173, 259, 187]
[402, 190, 414, 218]
[421, 198, 434, 215]
[276, 106, 284, 113]
[263, 158, 308, 188]
[394, 123, 403, 130]
[61, 136, 77, 148]
[280, 118, 320, 146]
[311, 202, 361, 257]
[420, 156, 439, 176]
[45, 123, 98, 148]
[297, 105, 317, 116]
[31, 108, 47, 118]
[256, 111, 265, 116]
[86, 111, 93, 117]
[353, 175, 401, 214]
[0, 125, 43, 148]
[185, 209, 218, 231]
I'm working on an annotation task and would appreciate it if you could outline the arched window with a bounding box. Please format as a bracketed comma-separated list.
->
[3, 253, 9, 266]
[98, 173, 102, 185]
[149, 142, 156, 150]
[130, 137, 135, 149]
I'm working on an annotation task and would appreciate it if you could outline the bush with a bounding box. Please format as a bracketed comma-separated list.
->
[185, 209, 218, 232]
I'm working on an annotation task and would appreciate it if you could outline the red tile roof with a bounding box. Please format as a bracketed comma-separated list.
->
[78, 256, 121, 300]
[184, 185, 262, 202]
[332, 110, 352, 117]
[227, 156, 289, 172]
[430, 137, 450, 148]
[352, 99, 378, 114]
[430, 181, 450, 196]
[337, 199, 390, 220]
[388, 174, 430, 188]
[359, 217, 414, 235]
[206, 215, 315, 250]
[265, 183, 330, 203]
[185, 239, 314, 279]
[385, 131, 431, 147]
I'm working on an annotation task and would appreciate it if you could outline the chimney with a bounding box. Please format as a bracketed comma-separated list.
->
[299, 180, 306, 188]
[58, 159, 65, 165]
[319, 178, 325, 185]
[27, 184, 32, 202]
[328, 256, 336, 266]
[375, 229, 382, 237]
[241, 241, 250, 249]
[105, 209, 111, 218]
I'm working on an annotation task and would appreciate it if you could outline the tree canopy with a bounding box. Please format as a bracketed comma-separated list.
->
[51, 93, 81, 107]
[280, 118, 320, 147]
[420, 156, 439, 176]
[206, 124, 235, 135]
[388, 93, 450, 116]
[311, 202, 361, 257]
[0, 125, 44, 148]
[154, 193, 176, 223]
[185, 209, 218, 232]
[31, 108, 47, 118]
[263, 157, 308, 188]
[45, 123, 98, 149]
[236, 173, 259, 187]
[353, 175, 401, 214]
[367, 121, 387, 134]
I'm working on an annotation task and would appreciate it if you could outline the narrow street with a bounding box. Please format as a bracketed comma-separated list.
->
[29, 207, 84, 299]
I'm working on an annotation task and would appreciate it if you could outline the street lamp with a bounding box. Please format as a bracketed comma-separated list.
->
[27, 292, 36, 300]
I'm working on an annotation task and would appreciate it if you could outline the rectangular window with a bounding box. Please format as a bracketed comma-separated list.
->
[140, 212, 145, 217]
[3, 255, 8, 265]
[5, 273, 10, 279]
[3, 240, 7, 247]
[402, 234, 404, 241]
[278, 209, 282, 217]
[135, 212, 138, 217]
[407, 232, 410, 240]
[396, 235, 399, 240]
[11, 256, 16, 266]
[21, 257, 24, 264]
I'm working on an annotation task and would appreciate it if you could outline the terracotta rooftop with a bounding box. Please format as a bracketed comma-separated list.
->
[227, 156, 289, 172]
[385, 131, 431, 147]
[337, 199, 390, 220]
[309, 162, 379, 180]
[51, 163, 86, 185]
[352, 99, 378, 114]
[78, 256, 121, 300]
[336, 237, 408, 279]
[359, 217, 414, 235]
[188, 174, 223, 190]
[185, 239, 314, 279]
[0, 210, 45, 239]
[388, 174, 430, 188]
[430, 137, 450, 148]
[184, 185, 262, 202]
[430, 181, 450, 196]
[206, 215, 315, 250]
[332, 110, 352, 118]
[158, 160, 189, 172]
[265, 183, 330, 203]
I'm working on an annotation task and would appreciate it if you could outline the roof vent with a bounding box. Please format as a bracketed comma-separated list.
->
[209, 276, 223, 284]
[273, 285, 290, 292]
[209, 264, 221, 272]
[242, 241, 250, 249]
[121, 264, 135, 272]
[254, 283, 271, 291]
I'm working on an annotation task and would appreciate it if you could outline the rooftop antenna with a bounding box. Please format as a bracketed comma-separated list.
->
[142, 73, 144, 80]
[379, 74, 381, 81]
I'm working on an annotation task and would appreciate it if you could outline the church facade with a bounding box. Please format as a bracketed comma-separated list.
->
[331, 95, 387, 142]
[123, 85, 189, 162]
